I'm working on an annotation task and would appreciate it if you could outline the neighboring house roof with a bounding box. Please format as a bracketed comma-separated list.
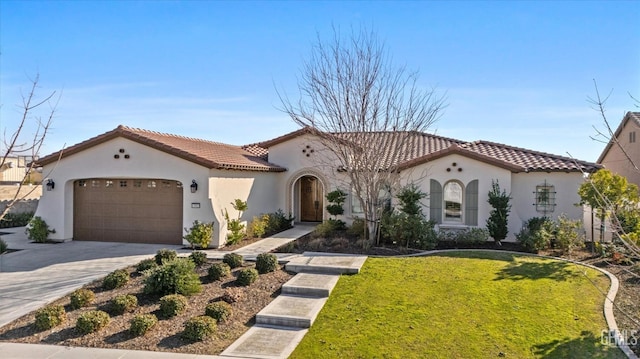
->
[252, 127, 600, 173]
[36, 125, 286, 172]
[596, 111, 640, 164]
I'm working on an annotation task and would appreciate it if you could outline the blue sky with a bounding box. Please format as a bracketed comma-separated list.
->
[1, 1, 638, 162]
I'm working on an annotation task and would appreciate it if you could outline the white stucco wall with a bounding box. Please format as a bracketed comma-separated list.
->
[36, 137, 212, 244]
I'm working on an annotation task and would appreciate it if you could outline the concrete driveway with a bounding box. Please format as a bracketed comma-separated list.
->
[0, 227, 189, 328]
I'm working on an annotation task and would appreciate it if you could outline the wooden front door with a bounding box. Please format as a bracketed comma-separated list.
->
[300, 176, 323, 222]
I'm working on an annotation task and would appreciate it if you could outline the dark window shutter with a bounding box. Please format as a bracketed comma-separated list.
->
[465, 180, 479, 226]
[430, 179, 442, 224]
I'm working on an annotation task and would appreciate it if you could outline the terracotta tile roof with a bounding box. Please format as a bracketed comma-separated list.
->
[254, 127, 600, 173]
[597, 111, 640, 163]
[36, 125, 286, 172]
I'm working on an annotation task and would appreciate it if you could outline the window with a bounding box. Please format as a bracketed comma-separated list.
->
[351, 188, 391, 215]
[630, 131, 636, 143]
[78, 180, 87, 187]
[91, 180, 100, 188]
[147, 180, 156, 188]
[119, 180, 128, 187]
[105, 180, 114, 187]
[535, 182, 556, 214]
[443, 181, 463, 221]
[133, 180, 142, 188]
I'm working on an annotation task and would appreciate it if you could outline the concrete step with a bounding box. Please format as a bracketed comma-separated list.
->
[255, 295, 328, 328]
[285, 253, 367, 274]
[221, 325, 308, 359]
[281, 273, 339, 297]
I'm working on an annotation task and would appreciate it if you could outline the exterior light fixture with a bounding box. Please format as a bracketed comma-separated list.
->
[190, 180, 198, 193]
[46, 179, 55, 191]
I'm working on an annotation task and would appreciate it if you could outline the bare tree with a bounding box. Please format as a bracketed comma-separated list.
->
[0, 74, 59, 222]
[279, 28, 446, 242]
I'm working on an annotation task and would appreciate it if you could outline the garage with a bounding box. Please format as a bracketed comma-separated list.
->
[73, 178, 183, 244]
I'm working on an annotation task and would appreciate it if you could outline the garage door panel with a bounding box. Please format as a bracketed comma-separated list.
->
[74, 178, 183, 244]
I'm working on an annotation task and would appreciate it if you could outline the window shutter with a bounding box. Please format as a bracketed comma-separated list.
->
[465, 180, 478, 226]
[430, 179, 442, 224]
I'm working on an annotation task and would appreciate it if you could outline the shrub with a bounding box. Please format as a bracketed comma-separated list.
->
[25, 216, 55, 243]
[182, 316, 217, 341]
[255, 253, 278, 274]
[486, 180, 511, 243]
[143, 258, 202, 296]
[34, 305, 66, 331]
[264, 209, 294, 236]
[516, 217, 555, 253]
[102, 269, 130, 290]
[313, 220, 341, 238]
[136, 258, 159, 273]
[76, 310, 110, 334]
[347, 218, 365, 239]
[0, 238, 7, 254]
[247, 214, 269, 238]
[159, 294, 188, 318]
[236, 268, 259, 286]
[221, 287, 244, 304]
[183, 221, 214, 249]
[109, 294, 138, 315]
[326, 189, 347, 218]
[154, 249, 177, 265]
[381, 211, 438, 250]
[452, 228, 490, 245]
[225, 199, 248, 245]
[207, 262, 231, 281]
[0, 211, 33, 228]
[70, 289, 95, 310]
[129, 314, 157, 336]
[189, 251, 208, 266]
[205, 301, 233, 322]
[553, 214, 585, 254]
[223, 253, 243, 268]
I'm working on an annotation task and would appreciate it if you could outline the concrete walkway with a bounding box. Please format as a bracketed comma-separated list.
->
[0, 224, 369, 359]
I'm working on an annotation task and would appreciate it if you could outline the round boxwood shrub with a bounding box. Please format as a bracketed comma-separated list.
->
[70, 289, 95, 310]
[129, 314, 158, 337]
[223, 253, 243, 269]
[109, 294, 138, 315]
[143, 258, 202, 296]
[159, 294, 188, 318]
[236, 268, 259, 286]
[207, 262, 231, 281]
[136, 258, 158, 273]
[182, 316, 217, 341]
[76, 310, 110, 334]
[255, 253, 278, 274]
[189, 251, 208, 266]
[102, 269, 130, 290]
[205, 301, 232, 322]
[34, 305, 66, 331]
[154, 249, 177, 265]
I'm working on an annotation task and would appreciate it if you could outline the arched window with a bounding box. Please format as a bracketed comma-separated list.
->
[443, 181, 463, 222]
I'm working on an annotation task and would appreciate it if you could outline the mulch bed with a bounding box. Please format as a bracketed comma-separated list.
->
[0, 258, 293, 355]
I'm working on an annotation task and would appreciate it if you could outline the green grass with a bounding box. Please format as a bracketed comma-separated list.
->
[290, 251, 625, 359]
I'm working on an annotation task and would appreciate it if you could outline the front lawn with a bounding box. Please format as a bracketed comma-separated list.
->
[291, 251, 625, 358]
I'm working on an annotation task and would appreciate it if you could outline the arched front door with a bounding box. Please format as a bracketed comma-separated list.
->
[300, 175, 323, 222]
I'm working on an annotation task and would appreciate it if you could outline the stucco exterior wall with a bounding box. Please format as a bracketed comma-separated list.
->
[35, 137, 211, 243]
[599, 119, 640, 187]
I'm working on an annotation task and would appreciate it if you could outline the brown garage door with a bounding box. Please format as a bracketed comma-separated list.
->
[74, 179, 183, 244]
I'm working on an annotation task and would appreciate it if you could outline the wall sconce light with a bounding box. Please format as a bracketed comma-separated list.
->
[46, 179, 55, 191]
[190, 180, 198, 193]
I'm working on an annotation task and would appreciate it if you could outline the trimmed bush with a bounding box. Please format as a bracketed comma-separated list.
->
[70, 289, 95, 310]
[129, 314, 158, 336]
[102, 269, 130, 290]
[516, 217, 555, 253]
[184, 220, 214, 249]
[247, 214, 269, 238]
[26, 216, 55, 243]
[143, 258, 202, 296]
[154, 249, 177, 265]
[109, 294, 138, 315]
[136, 258, 159, 273]
[0, 238, 7, 254]
[255, 253, 278, 274]
[207, 262, 231, 281]
[236, 268, 259, 286]
[205, 301, 232, 322]
[553, 214, 585, 254]
[223, 253, 243, 269]
[0, 211, 33, 228]
[159, 294, 188, 318]
[76, 310, 110, 334]
[189, 251, 208, 266]
[264, 209, 294, 236]
[34, 305, 66, 331]
[182, 316, 217, 341]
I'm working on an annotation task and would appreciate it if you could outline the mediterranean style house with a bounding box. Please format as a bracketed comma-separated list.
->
[34, 125, 600, 247]
[597, 111, 640, 187]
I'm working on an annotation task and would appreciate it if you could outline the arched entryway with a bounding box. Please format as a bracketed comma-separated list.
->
[298, 175, 323, 222]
